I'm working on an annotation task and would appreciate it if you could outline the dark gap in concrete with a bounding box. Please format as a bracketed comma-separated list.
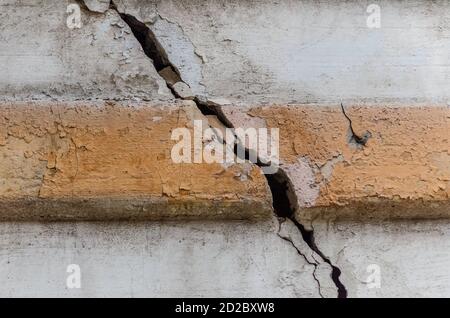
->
[265, 169, 298, 217]
[194, 97, 235, 128]
[290, 217, 348, 298]
[114, 6, 347, 298]
[110, 2, 183, 97]
[194, 97, 276, 169]
[117, 13, 180, 77]
[265, 169, 348, 298]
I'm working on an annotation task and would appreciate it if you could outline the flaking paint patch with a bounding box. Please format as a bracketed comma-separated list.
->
[319, 154, 344, 183]
[227, 104, 450, 219]
[0, 101, 272, 220]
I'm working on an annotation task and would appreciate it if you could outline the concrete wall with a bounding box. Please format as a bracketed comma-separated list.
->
[136, 0, 450, 105]
[0, 218, 330, 297]
[0, 0, 449, 297]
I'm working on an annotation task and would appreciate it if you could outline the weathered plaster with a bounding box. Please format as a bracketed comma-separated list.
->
[124, 0, 450, 105]
[1, 0, 450, 298]
[227, 104, 450, 221]
[311, 219, 450, 297]
[0, 0, 171, 101]
[0, 101, 272, 220]
[0, 217, 325, 297]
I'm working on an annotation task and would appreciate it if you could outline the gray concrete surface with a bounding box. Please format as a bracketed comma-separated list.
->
[3, 0, 449, 105]
[312, 219, 450, 297]
[0, 218, 331, 297]
[0, 0, 171, 101]
[2, 217, 450, 297]
[126, 0, 450, 105]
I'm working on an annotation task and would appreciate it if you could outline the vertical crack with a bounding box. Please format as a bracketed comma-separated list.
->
[289, 218, 347, 298]
[264, 165, 348, 298]
[276, 218, 325, 298]
[104, 2, 348, 298]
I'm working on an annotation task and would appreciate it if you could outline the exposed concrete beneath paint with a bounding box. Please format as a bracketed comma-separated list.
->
[282, 157, 320, 208]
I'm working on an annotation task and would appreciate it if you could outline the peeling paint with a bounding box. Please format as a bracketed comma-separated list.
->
[107, 4, 347, 296]
[0, 101, 272, 220]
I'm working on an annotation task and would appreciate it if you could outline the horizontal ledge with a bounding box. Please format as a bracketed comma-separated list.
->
[221, 104, 450, 220]
[0, 101, 272, 220]
[0, 197, 271, 221]
[1, 101, 448, 221]
[297, 199, 450, 222]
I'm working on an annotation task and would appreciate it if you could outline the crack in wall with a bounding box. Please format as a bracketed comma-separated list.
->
[153, 3, 207, 94]
[264, 165, 347, 297]
[83, 0, 348, 298]
[289, 218, 347, 298]
[276, 218, 324, 298]
[340, 102, 371, 147]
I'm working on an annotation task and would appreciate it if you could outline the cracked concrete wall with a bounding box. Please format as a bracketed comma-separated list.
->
[311, 219, 450, 297]
[0, 0, 449, 297]
[117, 0, 450, 105]
[0, 0, 171, 101]
[222, 104, 450, 222]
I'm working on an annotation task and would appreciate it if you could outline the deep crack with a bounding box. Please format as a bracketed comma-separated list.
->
[289, 218, 347, 298]
[104, 1, 348, 298]
[265, 166, 347, 298]
[276, 218, 324, 298]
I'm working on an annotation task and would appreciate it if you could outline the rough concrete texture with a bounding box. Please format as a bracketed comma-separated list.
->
[222, 105, 450, 221]
[277, 218, 337, 298]
[0, 217, 338, 297]
[311, 219, 450, 297]
[116, 0, 450, 104]
[1, 0, 450, 298]
[0, 101, 271, 220]
[0, 0, 172, 101]
[83, 0, 110, 13]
